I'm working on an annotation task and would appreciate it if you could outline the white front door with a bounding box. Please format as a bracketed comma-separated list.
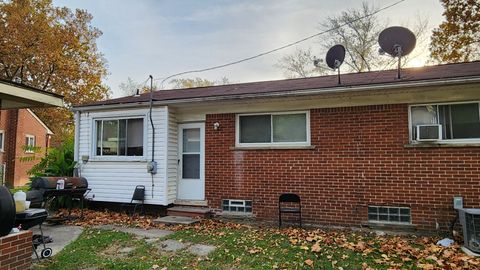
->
[177, 123, 205, 200]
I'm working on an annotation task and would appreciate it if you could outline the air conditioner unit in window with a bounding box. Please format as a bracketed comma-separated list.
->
[416, 124, 442, 141]
[459, 208, 480, 254]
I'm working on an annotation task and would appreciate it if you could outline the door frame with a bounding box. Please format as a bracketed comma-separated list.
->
[177, 122, 205, 201]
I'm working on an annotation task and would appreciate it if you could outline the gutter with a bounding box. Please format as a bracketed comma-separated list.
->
[72, 76, 480, 112]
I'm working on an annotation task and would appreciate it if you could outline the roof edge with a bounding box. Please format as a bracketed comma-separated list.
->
[72, 75, 480, 112]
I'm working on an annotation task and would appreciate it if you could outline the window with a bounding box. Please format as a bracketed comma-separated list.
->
[222, 199, 252, 213]
[368, 206, 411, 224]
[236, 112, 309, 146]
[0, 131, 4, 151]
[410, 102, 480, 141]
[25, 135, 35, 153]
[95, 118, 144, 157]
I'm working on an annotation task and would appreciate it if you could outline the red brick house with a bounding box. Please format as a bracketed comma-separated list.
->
[0, 109, 53, 187]
[73, 61, 480, 231]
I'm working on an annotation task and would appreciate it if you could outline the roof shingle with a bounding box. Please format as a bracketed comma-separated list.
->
[77, 61, 480, 108]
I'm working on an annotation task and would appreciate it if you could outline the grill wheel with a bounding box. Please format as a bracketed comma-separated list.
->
[0, 186, 16, 237]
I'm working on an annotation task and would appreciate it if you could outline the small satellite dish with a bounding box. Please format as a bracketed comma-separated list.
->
[313, 56, 323, 68]
[378, 26, 416, 79]
[325, 44, 345, 84]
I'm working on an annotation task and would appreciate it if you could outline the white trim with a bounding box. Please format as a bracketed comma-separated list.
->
[91, 115, 148, 161]
[74, 111, 80, 162]
[164, 106, 170, 203]
[235, 110, 311, 148]
[177, 122, 205, 200]
[25, 134, 35, 153]
[26, 109, 54, 135]
[0, 130, 4, 152]
[408, 100, 480, 144]
[0, 81, 63, 108]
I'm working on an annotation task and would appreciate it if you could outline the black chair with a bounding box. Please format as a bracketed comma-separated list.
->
[278, 193, 302, 228]
[130, 185, 145, 216]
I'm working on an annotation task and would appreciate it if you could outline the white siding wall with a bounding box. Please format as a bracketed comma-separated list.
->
[166, 108, 178, 204]
[76, 106, 169, 205]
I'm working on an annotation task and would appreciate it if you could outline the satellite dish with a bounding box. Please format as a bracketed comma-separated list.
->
[378, 26, 416, 79]
[378, 26, 416, 57]
[325, 44, 345, 84]
[326, 44, 346, 70]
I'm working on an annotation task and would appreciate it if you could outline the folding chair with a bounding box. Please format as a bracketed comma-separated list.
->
[130, 185, 145, 216]
[278, 193, 302, 228]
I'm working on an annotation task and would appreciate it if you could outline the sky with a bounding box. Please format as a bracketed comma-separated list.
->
[52, 0, 445, 97]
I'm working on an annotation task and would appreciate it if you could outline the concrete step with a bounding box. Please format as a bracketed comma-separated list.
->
[153, 216, 200, 225]
[174, 199, 208, 207]
[167, 206, 213, 218]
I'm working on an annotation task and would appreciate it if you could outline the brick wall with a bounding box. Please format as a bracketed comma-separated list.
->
[0, 230, 32, 270]
[0, 109, 50, 187]
[205, 104, 480, 230]
[13, 109, 49, 187]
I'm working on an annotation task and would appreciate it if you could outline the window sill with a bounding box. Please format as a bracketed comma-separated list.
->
[404, 142, 480, 148]
[230, 145, 315, 151]
[363, 221, 417, 232]
[88, 157, 148, 162]
[217, 211, 254, 217]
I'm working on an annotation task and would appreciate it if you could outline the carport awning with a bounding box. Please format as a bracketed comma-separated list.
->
[0, 79, 63, 109]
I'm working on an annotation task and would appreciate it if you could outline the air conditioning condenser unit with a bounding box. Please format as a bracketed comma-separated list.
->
[459, 208, 480, 254]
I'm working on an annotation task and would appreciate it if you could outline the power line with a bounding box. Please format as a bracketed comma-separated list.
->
[154, 0, 407, 87]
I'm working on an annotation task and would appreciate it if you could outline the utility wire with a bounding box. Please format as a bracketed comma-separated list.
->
[154, 0, 407, 88]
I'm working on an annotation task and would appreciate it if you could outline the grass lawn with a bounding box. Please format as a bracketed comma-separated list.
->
[33, 218, 480, 270]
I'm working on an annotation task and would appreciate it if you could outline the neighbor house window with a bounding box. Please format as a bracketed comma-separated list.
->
[236, 112, 309, 146]
[410, 102, 480, 141]
[368, 206, 411, 224]
[95, 118, 144, 156]
[25, 135, 35, 153]
[0, 131, 4, 152]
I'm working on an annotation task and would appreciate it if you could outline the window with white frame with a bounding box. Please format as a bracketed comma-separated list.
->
[25, 135, 35, 153]
[95, 118, 144, 156]
[236, 112, 309, 146]
[410, 102, 480, 142]
[0, 131, 4, 151]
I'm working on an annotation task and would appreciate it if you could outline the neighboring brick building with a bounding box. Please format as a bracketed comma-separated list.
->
[74, 61, 480, 231]
[0, 109, 53, 187]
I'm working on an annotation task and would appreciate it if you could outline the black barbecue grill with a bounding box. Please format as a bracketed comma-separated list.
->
[27, 177, 90, 218]
[0, 186, 52, 259]
[15, 208, 52, 259]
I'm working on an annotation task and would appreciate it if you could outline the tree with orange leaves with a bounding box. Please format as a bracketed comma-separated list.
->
[0, 0, 109, 141]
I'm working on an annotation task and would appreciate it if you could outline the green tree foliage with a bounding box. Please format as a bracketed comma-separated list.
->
[0, 0, 109, 141]
[430, 0, 480, 63]
[28, 139, 76, 177]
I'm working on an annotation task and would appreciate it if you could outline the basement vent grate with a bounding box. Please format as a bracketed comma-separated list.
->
[222, 199, 252, 213]
[368, 206, 411, 224]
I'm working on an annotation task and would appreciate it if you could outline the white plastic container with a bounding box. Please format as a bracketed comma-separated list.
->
[14, 191, 26, 213]
[56, 179, 65, 190]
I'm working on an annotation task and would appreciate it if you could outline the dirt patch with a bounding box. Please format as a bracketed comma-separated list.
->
[101, 242, 136, 259]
